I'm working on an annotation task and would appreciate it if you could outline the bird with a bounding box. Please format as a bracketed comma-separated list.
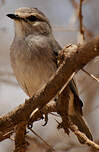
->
[7, 7, 93, 143]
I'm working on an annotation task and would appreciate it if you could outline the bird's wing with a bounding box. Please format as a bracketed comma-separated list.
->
[51, 38, 83, 114]
[51, 39, 93, 143]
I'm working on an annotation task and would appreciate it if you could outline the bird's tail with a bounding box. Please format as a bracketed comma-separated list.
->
[70, 113, 93, 143]
[68, 83, 93, 144]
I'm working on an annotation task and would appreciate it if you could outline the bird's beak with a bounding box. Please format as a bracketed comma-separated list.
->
[6, 14, 19, 20]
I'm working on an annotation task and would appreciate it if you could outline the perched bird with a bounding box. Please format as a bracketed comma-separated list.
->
[7, 7, 93, 143]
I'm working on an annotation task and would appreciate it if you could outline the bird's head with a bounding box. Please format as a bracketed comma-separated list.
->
[7, 7, 52, 38]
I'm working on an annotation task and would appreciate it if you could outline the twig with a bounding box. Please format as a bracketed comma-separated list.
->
[79, 0, 85, 41]
[25, 135, 48, 149]
[0, 131, 13, 142]
[29, 127, 56, 152]
[69, 0, 93, 40]
[81, 69, 99, 83]
[59, 72, 75, 94]
[69, 121, 99, 149]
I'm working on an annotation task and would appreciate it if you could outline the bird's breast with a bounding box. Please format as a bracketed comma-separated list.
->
[10, 38, 57, 97]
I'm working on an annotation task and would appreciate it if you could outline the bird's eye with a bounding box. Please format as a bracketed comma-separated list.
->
[26, 15, 38, 22]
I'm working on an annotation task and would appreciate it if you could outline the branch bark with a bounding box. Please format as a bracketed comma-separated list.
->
[14, 122, 26, 152]
[0, 37, 99, 137]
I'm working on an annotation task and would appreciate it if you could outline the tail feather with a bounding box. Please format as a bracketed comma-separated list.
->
[70, 114, 93, 143]
[68, 80, 93, 143]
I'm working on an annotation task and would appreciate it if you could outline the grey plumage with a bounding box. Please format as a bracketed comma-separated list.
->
[7, 7, 93, 143]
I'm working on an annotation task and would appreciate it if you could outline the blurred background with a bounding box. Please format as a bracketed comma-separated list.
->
[0, 0, 99, 151]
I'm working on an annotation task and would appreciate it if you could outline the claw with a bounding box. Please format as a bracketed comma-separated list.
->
[27, 122, 33, 129]
[42, 114, 48, 126]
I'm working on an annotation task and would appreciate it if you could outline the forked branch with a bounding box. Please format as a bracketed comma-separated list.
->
[0, 37, 99, 150]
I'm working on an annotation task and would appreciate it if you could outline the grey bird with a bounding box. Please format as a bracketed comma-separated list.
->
[7, 7, 93, 143]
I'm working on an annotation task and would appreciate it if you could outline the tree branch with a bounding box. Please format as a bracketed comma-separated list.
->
[14, 122, 26, 152]
[0, 37, 99, 139]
